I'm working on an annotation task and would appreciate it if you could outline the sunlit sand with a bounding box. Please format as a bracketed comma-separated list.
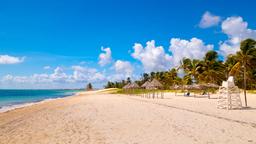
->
[0, 90, 256, 144]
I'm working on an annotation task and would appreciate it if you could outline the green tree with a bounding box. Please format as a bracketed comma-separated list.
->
[86, 83, 93, 91]
[180, 58, 200, 84]
[126, 77, 131, 83]
[142, 73, 150, 83]
[229, 38, 256, 107]
[162, 68, 178, 88]
[150, 72, 156, 80]
[197, 51, 225, 84]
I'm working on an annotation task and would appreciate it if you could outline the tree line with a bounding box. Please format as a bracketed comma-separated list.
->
[105, 39, 256, 90]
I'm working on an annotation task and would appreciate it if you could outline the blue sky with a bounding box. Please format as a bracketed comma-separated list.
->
[0, 0, 256, 89]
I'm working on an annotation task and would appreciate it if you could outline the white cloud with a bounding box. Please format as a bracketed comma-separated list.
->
[199, 11, 221, 28]
[131, 40, 172, 72]
[98, 47, 112, 66]
[71, 66, 106, 83]
[1, 66, 107, 89]
[219, 16, 256, 56]
[114, 60, 133, 75]
[111, 60, 133, 81]
[31, 74, 52, 83]
[50, 67, 69, 82]
[169, 37, 214, 66]
[0, 55, 24, 64]
[43, 66, 51, 70]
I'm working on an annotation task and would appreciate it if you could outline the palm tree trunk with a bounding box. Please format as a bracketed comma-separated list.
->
[243, 64, 248, 107]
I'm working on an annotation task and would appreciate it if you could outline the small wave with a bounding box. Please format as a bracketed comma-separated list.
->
[0, 94, 75, 113]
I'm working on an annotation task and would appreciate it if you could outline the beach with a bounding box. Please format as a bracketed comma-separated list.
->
[0, 90, 256, 144]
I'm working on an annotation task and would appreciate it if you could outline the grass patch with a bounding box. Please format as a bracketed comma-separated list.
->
[248, 90, 256, 94]
[111, 89, 217, 95]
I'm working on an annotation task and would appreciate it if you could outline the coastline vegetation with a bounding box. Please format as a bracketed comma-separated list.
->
[105, 39, 256, 93]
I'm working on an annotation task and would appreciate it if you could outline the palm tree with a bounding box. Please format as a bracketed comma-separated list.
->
[225, 54, 239, 79]
[187, 59, 200, 83]
[180, 58, 200, 84]
[126, 77, 131, 83]
[142, 73, 150, 82]
[229, 39, 256, 107]
[163, 68, 178, 87]
[197, 51, 225, 84]
[86, 83, 93, 90]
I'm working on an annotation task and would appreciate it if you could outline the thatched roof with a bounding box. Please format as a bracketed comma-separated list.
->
[128, 82, 140, 89]
[183, 84, 206, 90]
[145, 79, 163, 89]
[170, 85, 182, 90]
[203, 83, 219, 88]
[141, 81, 150, 88]
[151, 79, 163, 88]
[123, 83, 131, 89]
[191, 84, 206, 90]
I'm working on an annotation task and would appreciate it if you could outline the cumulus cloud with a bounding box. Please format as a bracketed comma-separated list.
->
[114, 60, 133, 75]
[98, 47, 112, 66]
[0, 55, 24, 64]
[50, 67, 69, 82]
[72, 66, 106, 83]
[169, 38, 214, 66]
[131, 40, 172, 72]
[1, 66, 106, 89]
[110, 60, 133, 81]
[219, 16, 256, 56]
[199, 11, 221, 28]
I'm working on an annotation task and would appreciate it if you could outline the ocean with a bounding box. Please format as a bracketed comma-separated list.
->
[0, 89, 82, 112]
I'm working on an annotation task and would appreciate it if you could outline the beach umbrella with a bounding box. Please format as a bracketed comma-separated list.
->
[127, 82, 140, 96]
[145, 79, 164, 99]
[146, 79, 163, 89]
[141, 81, 151, 88]
[174, 85, 182, 90]
[190, 84, 206, 90]
[201, 83, 219, 99]
[129, 82, 140, 89]
[203, 83, 220, 89]
[183, 85, 191, 90]
[170, 85, 182, 96]
[182, 84, 205, 96]
[123, 83, 131, 89]
[183, 84, 206, 90]
[170, 85, 182, 90]
[145, 82, 155, 90]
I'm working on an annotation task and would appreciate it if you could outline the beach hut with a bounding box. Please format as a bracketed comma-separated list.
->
[129, 82, 140, 89]
[202, 83, 220, 99]
[170, 85, 182, 96]
[182, 84, 206, 97]
[141, 81, 151, 98]
[128, 82, 140, 95]
[190, 84, 206, 97]
[123, 83, 131, 94]
[203, 83, 219, 89]
[123, 83, 131, 89]
[141, 81, 150, 88]
[150, 79, 163, 88]
[146, 79, 164, 99]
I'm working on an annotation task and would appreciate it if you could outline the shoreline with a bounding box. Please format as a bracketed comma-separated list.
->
[0, 90, 256, 143]
[0, 89, 253, 114]
[0, 91, 82, 113]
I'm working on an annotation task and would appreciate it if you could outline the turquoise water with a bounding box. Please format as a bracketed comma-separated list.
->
[0, 89, 82, 110]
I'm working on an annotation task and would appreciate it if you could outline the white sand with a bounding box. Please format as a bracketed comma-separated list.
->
[0, 90, 256, 144]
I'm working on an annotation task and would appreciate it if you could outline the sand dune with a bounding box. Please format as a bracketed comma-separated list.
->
[0, 91, 256, 144]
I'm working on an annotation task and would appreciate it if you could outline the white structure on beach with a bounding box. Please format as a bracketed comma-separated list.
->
[217, 76, 242, 110]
